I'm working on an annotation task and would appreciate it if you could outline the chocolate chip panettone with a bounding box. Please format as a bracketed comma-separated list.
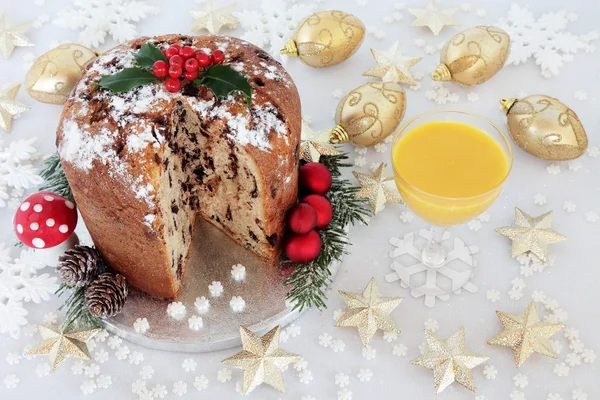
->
[56, 35, 301, 299]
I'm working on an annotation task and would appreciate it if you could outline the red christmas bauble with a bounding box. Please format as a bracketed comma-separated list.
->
[285, 230, 321, 263]
[287, 203, 318, 234]
[301, 194, 333, 229]
[299, 162, 332, 195]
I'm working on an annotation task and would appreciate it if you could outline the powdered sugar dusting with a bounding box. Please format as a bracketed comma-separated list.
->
[59, 120, 117, 171]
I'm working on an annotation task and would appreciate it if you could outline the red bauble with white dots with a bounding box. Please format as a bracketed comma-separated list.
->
[301, 194, 332, 229]
[285, 230, 321, 263]
[299, 162, 332, 195]
[287, 203, 317, 234]
[13, 191, 78, 249]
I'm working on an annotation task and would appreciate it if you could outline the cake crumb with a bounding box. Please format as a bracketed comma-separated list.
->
[231, 264, 246, 281]
[209, 281, 224, 297]
[188, 316, 203, 331]
[166, 302, 186, 320]
[133, 317, 149, 333]
[230, 296, 246, 312]
[194, 296, 210, 313]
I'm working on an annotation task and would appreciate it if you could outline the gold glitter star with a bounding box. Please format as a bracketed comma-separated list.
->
[222, 326, 300, 395]
[363, 42, 422, 86]
[299, 120, 340, 162]
[353, 163, 403, 215]
[408, 0, 460, 36]
[0, 84, 30, 133]
[189, 1, 239, 35]
[335, 278, 402, 346]
[488, 302, 564, 367]
[24, 325, 100, 372]
[495, 208, 568, 263]
[0, 13, 34, 59]
[411, 326, 489, 394]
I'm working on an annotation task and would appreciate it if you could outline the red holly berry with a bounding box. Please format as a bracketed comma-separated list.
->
[211, 50, 225, 64]
[169, 54, 183, 67]
[184, 70, 198, 81]
[184, 58, 199, 72]
[152, 60, 168, 78]
[180, 46, 195, 60]
[168, 64, 182, 78]
[161, 49, 169, 59]
[166, 45, 180, 58]
[164, 77, 181, 93]
[195, 50, 211, 68]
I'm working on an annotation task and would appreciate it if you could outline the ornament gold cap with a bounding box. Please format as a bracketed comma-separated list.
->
[500, 98, 516, 114]
[431, 64, 451, 81]
[280, 40, 299, 57]
[329, 125, 349, 144]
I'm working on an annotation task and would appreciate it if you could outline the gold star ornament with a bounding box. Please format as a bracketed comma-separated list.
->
[363, 41, 422, 86]
[0, 13, 34, 59]
[353, 163, 403, 215]
[0, 84, 30, 133]
[411, 326, 489, 394]
[335, 278, 402, 346]
[488, 302, 564, 367]
[408, 0, 460, 36]
[495, 208, 568, 263]
[299, 120, 340, 162]
[222, 326, 300, 395]
[24, 325, 100, 372]
[189, 1, 239, 35]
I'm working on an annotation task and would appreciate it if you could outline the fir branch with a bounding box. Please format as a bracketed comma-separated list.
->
[39, 153, 75, 202]
[284, 152, 371, 311]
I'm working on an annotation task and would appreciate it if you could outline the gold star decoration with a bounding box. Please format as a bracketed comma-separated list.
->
[189, 1, 239, 35]
[411, 326, 489, 394]
[222, 326, 300, 395]
[353, 163, 403, 215]
[0, 13, 34, 59]
[488, 302, 564, 367]
[363, 41, 422, 86]
[0, 84, 30, 133]
[24, 325, 100, 372]
[299, 120, 340, 162]
[335, 278, 402, 346]
[495, 208, 568, 263]
[408, 0, 460, 36]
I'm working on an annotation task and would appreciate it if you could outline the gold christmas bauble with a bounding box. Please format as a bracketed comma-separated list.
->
[280, 10, 365, 68]
[433, 26, 510, 86]
[330, 82, 406, 147]
[501, 94, 588, 161]
[25, 44, 97, 104]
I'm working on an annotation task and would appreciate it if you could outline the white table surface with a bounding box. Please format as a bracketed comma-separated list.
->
[1, 0, 599, 399]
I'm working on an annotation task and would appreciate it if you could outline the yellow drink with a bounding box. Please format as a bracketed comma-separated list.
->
[392, 120, 509, 226]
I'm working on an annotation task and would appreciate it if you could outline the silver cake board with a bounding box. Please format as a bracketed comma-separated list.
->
[103, 218, 341, 353]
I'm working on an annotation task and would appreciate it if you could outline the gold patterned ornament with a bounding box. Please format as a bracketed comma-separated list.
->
[335, 278, 402, 346]
[501, 94, 588, 160]
[222, 326, 300, 395]
[0, 84, 30, 133]
[281, 10, 365, 68]
[353, 163, 403, 215]
[24, 325, 100, 372]
[495, 208, 568, 263]
[0, 12, 34, 59]
[411, 326, 489, 394]
[432, 26, 510, 86]
[329, 82, 406, 147]
[363, 41, 422, 86]
[488, 302, 564, 367]
[408, 0, 460, 36]
[299, 120, 340, 163]
[189, 1, 239, 35]
[25, 44, 98, 105]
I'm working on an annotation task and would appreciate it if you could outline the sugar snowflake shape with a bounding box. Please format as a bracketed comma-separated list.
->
[217, 368, 232, 383]
[334, 372, 350, 387]
[194, 375, 209, 391]
[133, 317, 149, 333]
[166, 301, 186, 320]
[182, 358, 198, 372]
[194, 296, 210, 313]
[0, 139, 43, 209]
[513, 373, 528, 388]
[393, 343, 407, 356]
[331, 339, 346, 353]
[0, 244, 58, 338]
[318, 333, 333, 347]
[188, 315, 203, 331]
[229, 296, 245, 312]
[362, 345, 376, 360]
[298, 369, 313, 384]
[208, 281, 223, 297]
[497, 4, 598, 77]
[53, 0, 160, 49]
[3, 374, 19, 389]
[233, 0, 315, 60]
[554, 362, 570, 376]
[172, 380, 187, 396]
[230, 263, 246, 281]
[357, 368, 373, 382]
[96, 375, 112, 388]
[483, 364, 498, 379]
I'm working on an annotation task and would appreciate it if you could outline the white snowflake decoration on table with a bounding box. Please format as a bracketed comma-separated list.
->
[496, 4, 598, 77]
[392, 343, 407, 356]
[385, 230, 479, 307]
[233, 0, 315, 60]
[53, 0, 160, 49]
[0, 139, 44, 208]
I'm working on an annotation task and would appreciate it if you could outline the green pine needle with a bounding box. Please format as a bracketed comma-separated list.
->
[39, 154, 75, 202]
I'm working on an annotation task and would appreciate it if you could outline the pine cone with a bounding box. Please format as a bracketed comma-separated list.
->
[86, 273, 128, 318]
[56, 245, 103, 287]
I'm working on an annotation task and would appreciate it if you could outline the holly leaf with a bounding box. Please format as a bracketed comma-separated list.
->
[195, 64, 252, 106]
[132, 43, 167, 69]
[96, 68, 159, 93]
